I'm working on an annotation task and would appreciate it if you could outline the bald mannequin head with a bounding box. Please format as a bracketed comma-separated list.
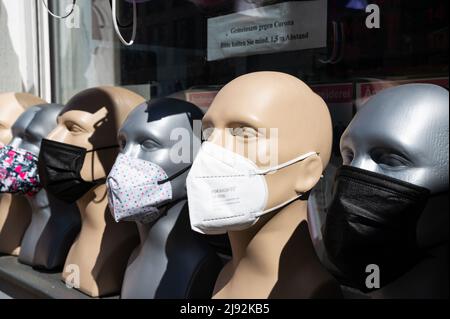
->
[341, 84, 449, 193]
[203, 71, 332, 211]
[10, 104, 63, 155]
[195, 72, 339, 299]
[118, 98, 204, 205]
[47, 86, 145, 182]
[0, 93, 46, 145]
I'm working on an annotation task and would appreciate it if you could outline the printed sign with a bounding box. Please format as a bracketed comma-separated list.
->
[207, 0, 328, 61]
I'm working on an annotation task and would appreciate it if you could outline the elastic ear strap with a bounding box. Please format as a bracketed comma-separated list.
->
[256, 151, 319, 175]
[42, 0, 77, 19]
[158, 165, 192, 185]
[254, 193, 304, 218]
[92, 177, 107, 185]
[86, 145, 119, 153]
[112, 0, 137, 46]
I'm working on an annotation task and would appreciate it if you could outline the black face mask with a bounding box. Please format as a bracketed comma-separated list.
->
[323, 165, 430, 292]
[38, 139, 118, 203]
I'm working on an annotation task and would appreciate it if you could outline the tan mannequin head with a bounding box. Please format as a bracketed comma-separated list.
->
[0, 92, 46, 255]
[46, 86, 144, 297]
[203, 72, 331, 226]
[203, 72, 339, 298]
[0, 92, 46, 145]
[47, 86, 143, 182]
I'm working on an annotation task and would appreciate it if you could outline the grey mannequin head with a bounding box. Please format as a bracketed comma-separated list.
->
[340, 84, 449, 194]
[9, 104, 63, 154]
[118, 98, 204, 205]
[8, 103, 81, 270]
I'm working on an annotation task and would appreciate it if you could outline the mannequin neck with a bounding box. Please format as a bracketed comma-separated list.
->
[76, 184, 108, 222]
[25, 190, 50, 217]
[136, 198, 187, 243]
[228, 199, 308, 269]
[214, 198, 342, 298]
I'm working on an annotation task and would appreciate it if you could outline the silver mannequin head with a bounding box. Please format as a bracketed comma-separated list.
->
[118, 98, 204, 204]
[9, 104, 63, 154]
[7, 103, 81, 269]
[341, 84, 449, 193]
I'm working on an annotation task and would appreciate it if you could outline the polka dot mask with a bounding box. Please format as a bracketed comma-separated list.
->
[106, 153, 176, 224]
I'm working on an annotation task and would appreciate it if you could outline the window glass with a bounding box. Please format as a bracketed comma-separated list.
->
[48, 0, 448, 219]
[49, 0, 448, 104]
[0, 0, 39, 94]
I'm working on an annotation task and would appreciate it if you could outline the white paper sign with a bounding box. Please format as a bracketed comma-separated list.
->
[207, 0, 328, 61]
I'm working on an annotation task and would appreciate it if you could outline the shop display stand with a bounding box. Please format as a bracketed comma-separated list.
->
[0, 255, 119, 299]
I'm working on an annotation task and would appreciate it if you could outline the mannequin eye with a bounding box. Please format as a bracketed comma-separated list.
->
[201, 127, 214, 141]
[377, 154, 410, 167]
[65, 121, 85, 134]
[141, 139, 159, 151]
[230, 127, 258, 139]
[371, 149, 411, 168]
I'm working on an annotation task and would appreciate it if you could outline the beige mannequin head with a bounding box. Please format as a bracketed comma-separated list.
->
[203, 72, 336, 298]
[47, 86, 145, 184]
[0, 92, 46, 255]
[47, 86, 144, 297]
[203, 71, 332, 218]
[0, 92, 46, 145]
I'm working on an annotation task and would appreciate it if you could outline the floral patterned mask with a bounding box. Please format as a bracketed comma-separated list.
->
[0, 145, 42, 196]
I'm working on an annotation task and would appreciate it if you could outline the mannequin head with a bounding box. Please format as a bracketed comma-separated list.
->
[195, 72, 337, 299]
[202, 71, 332, 215]
[9, 104, 63, 155]
[341, 84, 449, 194]
[0, 92, 46, 145]
[323, 84, 449, 291]
[8, 103, 81, 270]
[46, 86, 145, 184]
[118, 98, 204, 205]
[0, 92, 47, 255]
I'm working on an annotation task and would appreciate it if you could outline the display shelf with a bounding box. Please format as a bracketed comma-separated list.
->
[0, 255, 119, 299]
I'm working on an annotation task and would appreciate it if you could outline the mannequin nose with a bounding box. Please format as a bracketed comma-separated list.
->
[121, 143, 139, 158]
[46, 125, 67, 141]
[350, 155, 377, 172]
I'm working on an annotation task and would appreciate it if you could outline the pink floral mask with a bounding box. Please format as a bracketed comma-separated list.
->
[0, 145, 41, 196]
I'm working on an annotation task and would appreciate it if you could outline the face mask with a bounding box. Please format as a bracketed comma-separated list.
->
[323, 165, 430, 291]
[186, 141, 318, 235]
[0, 145, 41, 196]
[106, 153, 191, 223]
[38, 139, 118, 203]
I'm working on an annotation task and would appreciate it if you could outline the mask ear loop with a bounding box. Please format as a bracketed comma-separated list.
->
[111, 0, 137, 46]
[158, 165, 192, 185]
[254, 151, 320, 175]
[85, 145, 119, 185]
[41, 0, 77, 19]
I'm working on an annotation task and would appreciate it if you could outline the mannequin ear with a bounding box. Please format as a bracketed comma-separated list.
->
[294, 155, 323, 194]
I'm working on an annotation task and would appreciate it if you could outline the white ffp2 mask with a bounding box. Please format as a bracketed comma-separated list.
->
[186, 142, 318, 234]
